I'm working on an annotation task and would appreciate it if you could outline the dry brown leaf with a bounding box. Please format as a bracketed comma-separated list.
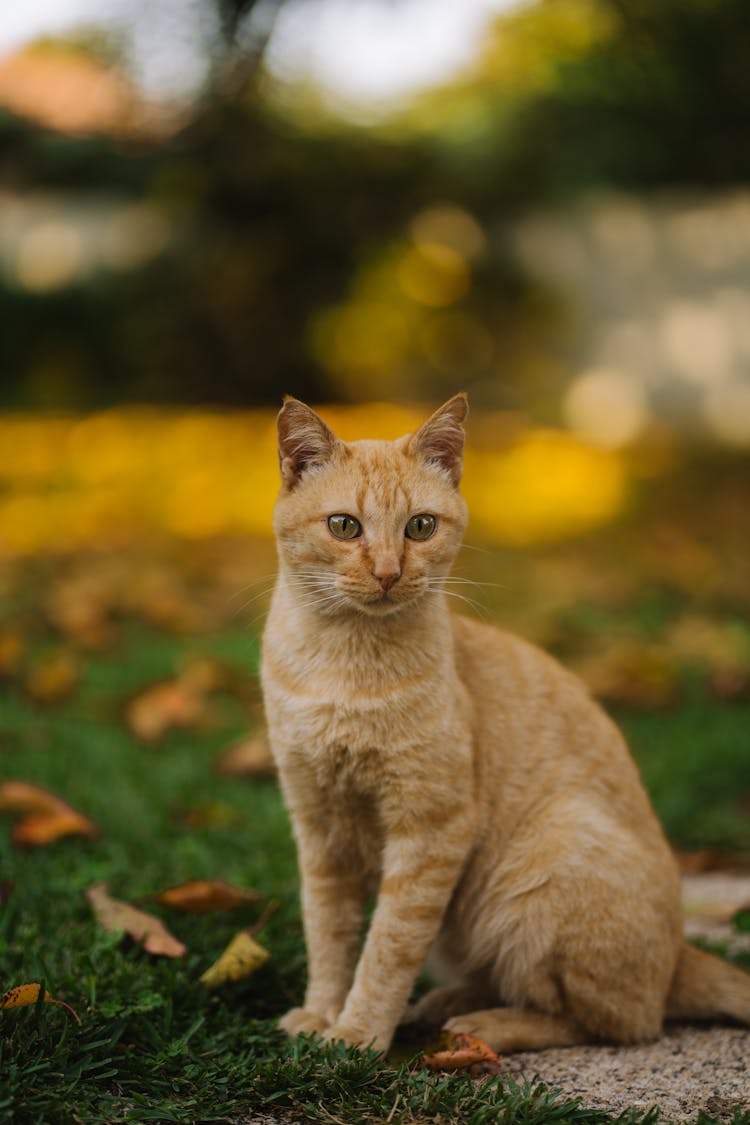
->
[86, 882, 187, 958]
[44, 577, 119, 651]
[0, 983, 81, 1022]
[125, 679, 206, 742]
[180, 801, 244, 829]
[0, 629, 25, 679]
[575, 639, 678, 709]
[179, 657, 229, 694]
[13, 809, 98, 847]
[129, 577, 204, 633]
[0, 780, 98, 847]
[215, 731, 275, 777]
[423, 1030, 501, 1071]
[199, 931, 270, 987]
[676, 849, 750, 875]
[24, 651, 81, 704]
[151, 879, 262, 914]
[0, 779, 62, 814]
[668, 615, 750, 701]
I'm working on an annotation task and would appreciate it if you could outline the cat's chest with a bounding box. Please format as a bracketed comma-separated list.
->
[310, 738, 387, 799]
[291, 739, 388, 878]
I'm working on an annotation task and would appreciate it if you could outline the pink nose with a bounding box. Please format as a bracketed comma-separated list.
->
[373, 569, 400, 592]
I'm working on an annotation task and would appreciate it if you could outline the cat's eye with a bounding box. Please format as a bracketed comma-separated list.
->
[405, 513, 436, 541]
[327, 514, 362, 540]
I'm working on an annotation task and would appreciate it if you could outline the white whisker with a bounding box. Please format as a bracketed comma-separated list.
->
[458, 542, 492, 555]
[439, 589, 489, 619]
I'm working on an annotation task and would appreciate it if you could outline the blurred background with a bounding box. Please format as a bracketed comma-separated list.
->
[1, 0, 749, 853]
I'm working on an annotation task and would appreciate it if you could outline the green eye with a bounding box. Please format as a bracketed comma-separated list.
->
[405, 513, 436, 540]
[328, 514, 362, 540]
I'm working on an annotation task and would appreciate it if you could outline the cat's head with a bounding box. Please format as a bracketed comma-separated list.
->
[273, 395, 469, 616]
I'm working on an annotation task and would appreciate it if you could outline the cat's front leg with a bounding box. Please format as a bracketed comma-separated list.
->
[280, 809, 367, 1038]
[324, 799, 473, 1052]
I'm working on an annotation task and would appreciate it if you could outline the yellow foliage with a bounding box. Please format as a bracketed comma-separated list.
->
[0, 407, 628, 557]
[200, 930, 270, 987]
[463, 430, 627, 546]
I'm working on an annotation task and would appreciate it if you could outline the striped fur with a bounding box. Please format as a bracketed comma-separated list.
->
[261, 396, 750, 1054]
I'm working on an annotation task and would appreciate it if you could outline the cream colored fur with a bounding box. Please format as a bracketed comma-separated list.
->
[261, 394, 750, 1054]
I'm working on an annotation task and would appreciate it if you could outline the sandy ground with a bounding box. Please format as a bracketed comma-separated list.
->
[504, 1023, 749, 1121]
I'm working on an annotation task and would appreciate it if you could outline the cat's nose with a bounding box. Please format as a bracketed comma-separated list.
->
[370, 545, 401, 592]
[373, 558, 402, 594]
[373, 571, 398, 598]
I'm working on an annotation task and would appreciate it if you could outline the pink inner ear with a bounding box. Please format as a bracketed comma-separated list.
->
[277, 400, 338, 486]
[410, 398, 466, 486]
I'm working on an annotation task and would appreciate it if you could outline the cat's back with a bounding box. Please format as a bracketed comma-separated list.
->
[450, 612, 659, 834]
[451, 612, 594, 727]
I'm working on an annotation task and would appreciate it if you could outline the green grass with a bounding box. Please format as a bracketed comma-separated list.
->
[2, 620, 750, 1124]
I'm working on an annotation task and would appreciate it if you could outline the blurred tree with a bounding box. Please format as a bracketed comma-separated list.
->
[2, 0, 750, 410]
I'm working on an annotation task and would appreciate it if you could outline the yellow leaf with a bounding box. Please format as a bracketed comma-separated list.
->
[86, 882, 187, 958]
[0, 983, 81, 1022]
[200, 931, 270, 987]
[24, 651, 80, 704]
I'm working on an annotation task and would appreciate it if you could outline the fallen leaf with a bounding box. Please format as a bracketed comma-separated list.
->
[668, 615, 750, 701]
[199, 931, 270, 987]
[215, 731, 275, 777]
[86, 882, 187, 958]
[151, 879, 262, 914]
[181, 801, 244, 829]
[574, 639, 678, 710]
[0, 628, 25, 679]
[45, 579, 118, 650]
[676, 849, 750, 875]
[423, 1031, 500, 1071]
[0, 779, 61, 814]
[130, 581, 203, 633]
[24, 651, 81, 704]
[0, 780, 98, 847]
[0, 983, 81, 1022]
[179, 657, 230, 694]
[13, 809, 97, 847]
[125, 678, 206, 742]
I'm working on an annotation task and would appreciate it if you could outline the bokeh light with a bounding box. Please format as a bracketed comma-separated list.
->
[0, 407, 630, 558]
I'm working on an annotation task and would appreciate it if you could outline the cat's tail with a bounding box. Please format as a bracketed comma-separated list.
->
[666, 942, 750, 1024]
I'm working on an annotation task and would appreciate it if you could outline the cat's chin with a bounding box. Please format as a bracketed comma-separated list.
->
[341, 589, 421, 617]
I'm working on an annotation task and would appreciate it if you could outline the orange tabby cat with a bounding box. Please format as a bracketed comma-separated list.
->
[261, 394, 750, 1054]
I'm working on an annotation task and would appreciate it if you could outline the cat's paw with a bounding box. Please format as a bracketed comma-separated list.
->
[402, 985, 481, 1026]
[278, 1006, 329, 1038]
[323, 1022, 388, 1053]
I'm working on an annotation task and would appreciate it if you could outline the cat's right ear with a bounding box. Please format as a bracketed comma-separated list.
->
[408, 393, 468, 486]
[277, 397, 341, 489]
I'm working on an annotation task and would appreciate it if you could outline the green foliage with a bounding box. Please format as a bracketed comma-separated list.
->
[1, 612, 749, 1123]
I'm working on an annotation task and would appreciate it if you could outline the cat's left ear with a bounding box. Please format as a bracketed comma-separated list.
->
[277, 397, 342, 488]
[408, 393, 468, 486]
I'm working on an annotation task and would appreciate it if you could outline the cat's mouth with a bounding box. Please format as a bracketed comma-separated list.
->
[344, 582, 423, 616]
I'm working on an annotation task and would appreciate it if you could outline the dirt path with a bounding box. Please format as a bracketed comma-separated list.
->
[504, 1023, 749, 1121]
